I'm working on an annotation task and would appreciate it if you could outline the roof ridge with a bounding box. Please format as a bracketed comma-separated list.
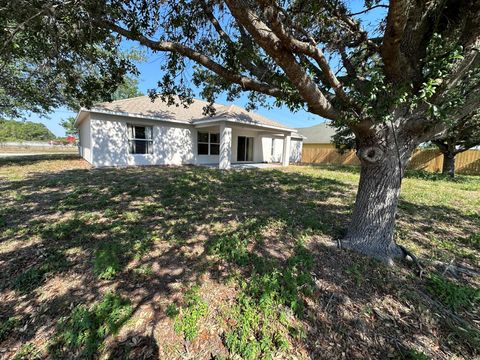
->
[226, 104, 236, 113]
[296, 122, 332, 130]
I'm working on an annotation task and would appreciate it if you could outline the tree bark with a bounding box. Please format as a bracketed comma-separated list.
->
[442, 152, 456, 178]
[342, 134, 415, 265]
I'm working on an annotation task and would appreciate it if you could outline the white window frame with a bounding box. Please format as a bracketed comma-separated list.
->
[128, 124, 153, 155]
[197, 131, 220, 155]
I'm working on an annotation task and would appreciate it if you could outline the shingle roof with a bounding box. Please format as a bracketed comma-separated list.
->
[89, 96, 291, 130]
[296, 122, 336, 144]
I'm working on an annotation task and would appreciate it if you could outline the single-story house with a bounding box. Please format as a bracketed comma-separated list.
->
[75, 96, 303, 169]
[295, 122, 356, 164]
[295, 122, 336, 145]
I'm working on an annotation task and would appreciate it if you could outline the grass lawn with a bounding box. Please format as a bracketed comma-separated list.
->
[0, 155, 479, 359]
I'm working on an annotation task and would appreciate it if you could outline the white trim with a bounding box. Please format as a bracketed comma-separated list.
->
[74, 110, 89, 128]
[193, 118, 294, 133]
[75, 108, 191, 128]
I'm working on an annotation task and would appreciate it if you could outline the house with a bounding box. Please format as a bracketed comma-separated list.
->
[295, 122, 357, 164]
[295, 122, 336, 146]
[75, 96, 303, 168]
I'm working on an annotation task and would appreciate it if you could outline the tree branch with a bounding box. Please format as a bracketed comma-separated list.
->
[98, 20, 287, 100]
[346, 4, 389, 17]
[381, 0, 409, 83]
[199, 2, 277, 85]
[224, 0, 338, 119]
[259, 0, 354, 108]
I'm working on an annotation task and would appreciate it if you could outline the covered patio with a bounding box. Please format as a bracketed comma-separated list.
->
[193, 118, 302, 169]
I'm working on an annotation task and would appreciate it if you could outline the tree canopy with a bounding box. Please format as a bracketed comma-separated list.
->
[111, 76, 144, 101]
[0, 119, 55, 141]
[0, 2, 139, 118]
[59, 75, 144, 136]
[59, 117, 76, 136]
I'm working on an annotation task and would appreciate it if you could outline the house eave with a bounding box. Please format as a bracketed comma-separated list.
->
[193, 118, 295, 134]
[78, 108, 300, 136]
[74, 109, 88, 128]
[78, 108, 192, 126]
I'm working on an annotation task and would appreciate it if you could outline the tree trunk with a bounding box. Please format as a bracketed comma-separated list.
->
[342, 140, 414, 265]
[442, 152, 455, 178]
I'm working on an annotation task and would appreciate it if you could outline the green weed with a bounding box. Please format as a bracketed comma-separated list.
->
[172, 286, 208, 341]
[396, 348, 429, 360]
[0, 316, 20, 342]
[12, 343, 41, 360]
[346, 264, 365, 286]
[132, 264, 154, 279]
[93, 242, 121, 280]
[165, 303, 179, 318]
[49, 292, 132, 358]
[13, 249, 69, 292]
[211, 223, 314, 359]
[426, 274, 480, 311]
[13, 267, 44, 293]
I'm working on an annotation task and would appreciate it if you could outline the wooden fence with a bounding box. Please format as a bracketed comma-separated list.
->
[301, 143, 480, 175]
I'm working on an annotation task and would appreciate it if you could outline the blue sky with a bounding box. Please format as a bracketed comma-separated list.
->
[35, 1, 386, 137]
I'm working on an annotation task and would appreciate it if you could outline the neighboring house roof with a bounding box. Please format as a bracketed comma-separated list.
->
[296, 122, 337, 144]
[76, 96, 295, 132]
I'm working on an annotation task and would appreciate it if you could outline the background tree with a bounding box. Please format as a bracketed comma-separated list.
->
[59, 75, 144, 136]
[60, 117, 77, 136]
[112, 76, 144, 101]
[2, 0, 479, 263]
[0, 119, 55, 141]
[432, 113, 480, 177]
[0, 2, 139, 118]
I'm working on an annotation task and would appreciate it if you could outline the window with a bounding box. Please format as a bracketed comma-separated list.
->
[128, 124, 153, 154]
[198, 131, 220, 155]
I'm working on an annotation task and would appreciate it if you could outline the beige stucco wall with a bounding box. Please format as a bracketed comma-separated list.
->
[90, 113, 195, 167]
[80, 113, 302, 167]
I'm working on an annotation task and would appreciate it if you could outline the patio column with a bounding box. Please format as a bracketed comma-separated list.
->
[219, 123, 232, 169]
[282, 134, 291, 166]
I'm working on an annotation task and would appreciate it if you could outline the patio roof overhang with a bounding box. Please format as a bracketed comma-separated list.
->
[193, 118, 295, 135]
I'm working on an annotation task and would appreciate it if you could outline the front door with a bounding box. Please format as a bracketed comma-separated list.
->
[237, 136, 254, 161]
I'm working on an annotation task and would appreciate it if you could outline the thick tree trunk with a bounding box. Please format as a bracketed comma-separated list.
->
[442, 153, 456, 178]
[342, 136, 415, 264]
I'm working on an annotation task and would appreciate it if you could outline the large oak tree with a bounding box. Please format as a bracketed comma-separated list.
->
[2, 0, 479, 263]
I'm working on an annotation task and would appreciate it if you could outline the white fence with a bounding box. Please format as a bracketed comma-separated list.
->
[0, 141, 75, 148]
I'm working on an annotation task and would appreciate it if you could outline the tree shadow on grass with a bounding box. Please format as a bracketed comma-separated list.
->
[396, 200, 480, 267]
[0, 153, 79, 166]
[0, 165, 351, 357]
[0, 165, 478, 359]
